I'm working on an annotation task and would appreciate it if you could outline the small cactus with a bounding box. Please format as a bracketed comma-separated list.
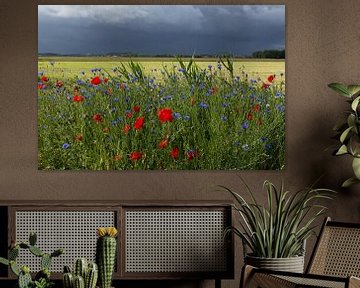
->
[19, 270, 32, 288]
[74, 258, 88, 279]
[74, 275, 85, 288]
[0, 232, 63, 288]
[29, 232, 37, 246]
[85, 262, 98, 288]
[41, 253, 52, 270]
[96, 227, 118, 288]
[63, 272, 74, 288]
[63, 259, 98, 288]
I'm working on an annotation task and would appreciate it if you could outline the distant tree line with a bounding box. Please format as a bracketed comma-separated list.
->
[252, 49, 285, 59]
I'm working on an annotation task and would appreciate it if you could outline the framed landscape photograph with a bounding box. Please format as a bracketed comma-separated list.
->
[38, 5, 285, 170]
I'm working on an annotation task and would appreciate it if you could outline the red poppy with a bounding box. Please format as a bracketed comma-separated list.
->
[247, 113, 253, 121]
[252, 104, 261, 112]
[41, 76, 49, 83]
[134, 117, 145, 130]
[126, 112, 132, 119]
[92, 113, 102, 123]
[91, 76, 101, 85]
[159, 139, 169, 149]
[262, 82, 270, 90]
[157, 108, 173, 123]
[114, 154, 121, 161]
[133, 106, 140, 113]
[130, 151, 142, 161]
[120, 83, 126, 90]
[256, 119, 263, 126]
[74, 134, 83, 142]
[56, 80, 63, 88]
[104, 78, 109, 84]
[123, 124, 131, 134]
[170, 147, 179, 159]
[267, 74, 275, 83]
[107, 88, 112, 94]
[38, 83, 44, 90]
[73, 95, 84, 102]
[102, 127, 109, 133]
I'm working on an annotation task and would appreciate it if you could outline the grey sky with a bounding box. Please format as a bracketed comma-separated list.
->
[38, 5, 285, 56]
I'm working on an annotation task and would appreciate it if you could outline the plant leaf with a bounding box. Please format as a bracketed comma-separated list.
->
[342, 177, 360, 187]
[328, 83, 351, 98]
[340, 126, 353, 143]
[348, 85, 360, 97]
[352, 157, 360, 179]
[351, 96, 360, 111]
[336, 145, 348, 155]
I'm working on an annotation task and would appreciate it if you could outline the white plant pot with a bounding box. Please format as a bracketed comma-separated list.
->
[245, 254, 305, 273]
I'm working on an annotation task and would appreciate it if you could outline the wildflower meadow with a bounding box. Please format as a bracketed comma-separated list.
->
[38, 57, 285, 170]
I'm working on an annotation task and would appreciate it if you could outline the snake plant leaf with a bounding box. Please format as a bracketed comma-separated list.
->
[351, 96, 360, 111]
[352, 157, 360, 179]
[340, 126, 353, 143]
[328, 83, 352, 98]
[336, 145, 348, 155]
[342, 177, 360, 188]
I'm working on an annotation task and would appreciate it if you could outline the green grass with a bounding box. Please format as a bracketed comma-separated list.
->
[38, 56, 285, 170]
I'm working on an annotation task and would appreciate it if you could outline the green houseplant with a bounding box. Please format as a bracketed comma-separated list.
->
[222, 179, 334, 272]
[328, 83, 360, 187]
[0, 232, 63, 288]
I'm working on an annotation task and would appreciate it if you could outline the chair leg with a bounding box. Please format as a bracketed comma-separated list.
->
[240, 265, 255, 288]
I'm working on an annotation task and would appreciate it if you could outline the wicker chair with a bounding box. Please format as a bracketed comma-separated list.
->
[241, 217, 360, 288]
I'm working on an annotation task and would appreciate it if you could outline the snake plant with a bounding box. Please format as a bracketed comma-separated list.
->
[222, 179, 334, 258]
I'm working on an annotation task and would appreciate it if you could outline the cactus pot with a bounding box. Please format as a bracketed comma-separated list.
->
[245, 254, 304, 273]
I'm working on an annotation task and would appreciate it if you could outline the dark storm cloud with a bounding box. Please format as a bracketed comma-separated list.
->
[38, 5, 285, 56]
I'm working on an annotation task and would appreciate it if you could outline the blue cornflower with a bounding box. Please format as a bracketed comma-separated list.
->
[242, 121, 249, 130]
[173, 112, 182, 120]
[217, 61, 222, 70]
[183, 115, 191, 121]
[62, 143, 70, 149]
[199, 102, 209, 109]
[178, 68, 186, 73]
[275, 91, 283, 98]
[260, 136, 268, 143]
[265, 143, 273, 151]
[242, 144, 249, 151]
[276, 104, 285, 113]
[221, 115, 227, 122]
[113, 97, 119, 102]
[234, 141, 241, 147]
[208, 65, 212, 70]
[222, 102, 228, 108]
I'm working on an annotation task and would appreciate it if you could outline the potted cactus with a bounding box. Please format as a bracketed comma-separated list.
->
[96, 227, 118, 288]
[0, 232, 63, 288]
[62, 258, 98, 288]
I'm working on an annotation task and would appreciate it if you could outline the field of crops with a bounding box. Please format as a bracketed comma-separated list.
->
[38, 56, 285, 170]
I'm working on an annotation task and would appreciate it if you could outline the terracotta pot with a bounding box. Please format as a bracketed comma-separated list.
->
[245, 254, 305, 273]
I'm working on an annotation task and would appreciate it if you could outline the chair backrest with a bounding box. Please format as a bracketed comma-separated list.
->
[307, 217, 360, 277]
